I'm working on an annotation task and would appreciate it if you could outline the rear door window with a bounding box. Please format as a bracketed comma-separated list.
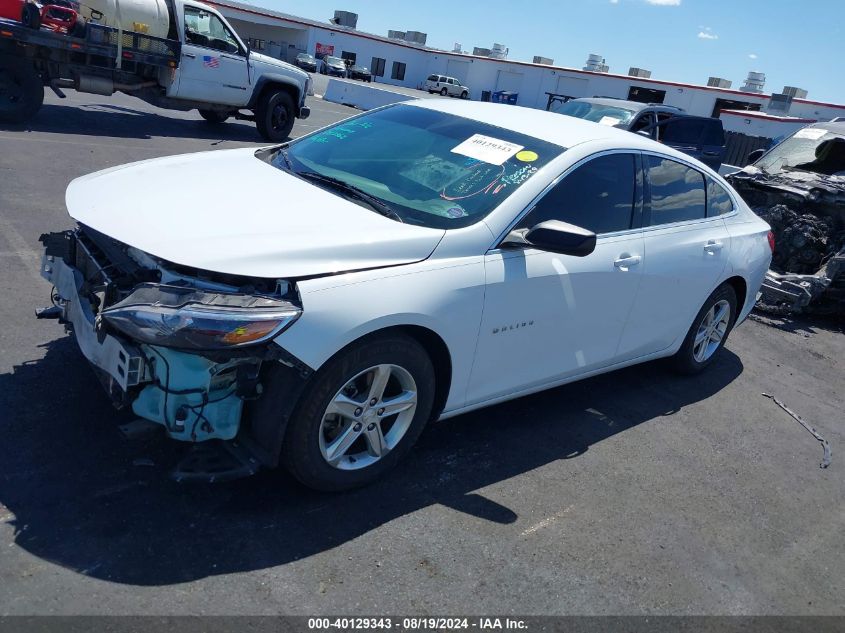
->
[427, 74, 438, 82]
[700, 121, 725, 146]
[645, 156, 706, 225]
[661, 119, 704, 145]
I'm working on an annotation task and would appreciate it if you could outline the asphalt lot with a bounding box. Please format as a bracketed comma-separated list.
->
[0, 92, 843, 616]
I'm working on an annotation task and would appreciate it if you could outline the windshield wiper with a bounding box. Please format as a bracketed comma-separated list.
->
[296, 172, 404, 223]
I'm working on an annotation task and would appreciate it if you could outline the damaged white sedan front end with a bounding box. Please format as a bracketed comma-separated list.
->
[40, 227, 303, 449]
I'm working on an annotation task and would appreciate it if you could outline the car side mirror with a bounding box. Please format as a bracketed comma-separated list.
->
[748, 148, 766, 163]
[502, 220, 597, 257]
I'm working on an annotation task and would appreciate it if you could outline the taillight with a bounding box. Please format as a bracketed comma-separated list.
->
[767, 231, 775, 254]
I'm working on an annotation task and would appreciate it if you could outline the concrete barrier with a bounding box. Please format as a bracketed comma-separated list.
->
[322, 78, 416, 110]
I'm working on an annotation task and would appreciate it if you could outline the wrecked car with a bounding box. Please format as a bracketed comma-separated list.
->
[38, 100, 772, 490]
[727, 121, 845, 314]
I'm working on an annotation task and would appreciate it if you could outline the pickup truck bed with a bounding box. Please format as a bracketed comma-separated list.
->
[0, 17, 180, 70]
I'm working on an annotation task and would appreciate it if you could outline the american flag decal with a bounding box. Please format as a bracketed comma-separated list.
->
[203, 55, 220, 68]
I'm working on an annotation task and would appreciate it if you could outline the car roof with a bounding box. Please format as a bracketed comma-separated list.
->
[810, 121, 845, 134]
[405, 99, 701, 160]
[571, 97, 683, 113]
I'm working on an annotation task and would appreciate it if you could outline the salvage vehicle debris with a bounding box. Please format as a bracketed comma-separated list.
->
[37, 101, 772, 490]
[762, 393, 831, 469]
[727, 122, 845, 315]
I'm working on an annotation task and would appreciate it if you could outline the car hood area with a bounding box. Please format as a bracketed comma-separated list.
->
[65, 149, 445, 279]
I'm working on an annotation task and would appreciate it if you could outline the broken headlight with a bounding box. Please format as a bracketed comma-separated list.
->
[100, 283, 301, 350]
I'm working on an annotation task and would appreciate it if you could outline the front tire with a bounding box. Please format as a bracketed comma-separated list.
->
[255, 90, 295, 142]
[281, 334, 436, 491]
[440, 87, 448, 96]
[0, 57, 44, 124]
[460, 90, 468, 99]
[671, 284, 737, 375]
[198, 109, 229, 123]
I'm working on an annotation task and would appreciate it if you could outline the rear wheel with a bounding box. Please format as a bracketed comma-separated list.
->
[255, 90, 295, 142]
[281, 334, 436, 491]
[198, 109, 229, 123]
[0, 58, 44, 124]
[671, 284, 737, 374]
[21, 4, 41, 29]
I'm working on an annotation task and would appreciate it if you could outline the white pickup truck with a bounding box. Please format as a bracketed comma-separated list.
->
[0, 0, 311, 140]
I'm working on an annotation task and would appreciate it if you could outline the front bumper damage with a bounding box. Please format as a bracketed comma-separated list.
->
[38, 229, 311, 480]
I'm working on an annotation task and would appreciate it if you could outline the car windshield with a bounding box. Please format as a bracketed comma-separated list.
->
[298, 54, 314, 61]
[270, 104, 563, 229]
[352, 66, 367, 72]
[551, 100, 636, 127]
[325, 56, 343, 65]
[754, 128, 845, 176]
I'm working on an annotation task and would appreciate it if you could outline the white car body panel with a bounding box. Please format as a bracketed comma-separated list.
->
[276, 255, 486, 412]
[467, 231, 645, 405]
[64, 149, 445, 278]
[617, 216, 730, 359]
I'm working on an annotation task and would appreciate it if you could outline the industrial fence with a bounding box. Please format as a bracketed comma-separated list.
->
[724, 131, 772, 168]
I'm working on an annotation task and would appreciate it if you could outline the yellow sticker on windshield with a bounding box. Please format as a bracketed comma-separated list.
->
[515, 150, 538, 162]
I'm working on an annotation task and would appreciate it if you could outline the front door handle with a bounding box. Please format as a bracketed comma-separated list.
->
[183, 52, 196, 59]
[704, 240, 723, 255]
[614, 255, 641, 269]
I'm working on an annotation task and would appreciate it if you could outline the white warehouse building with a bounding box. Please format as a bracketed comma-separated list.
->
[207, 0, 845, 125]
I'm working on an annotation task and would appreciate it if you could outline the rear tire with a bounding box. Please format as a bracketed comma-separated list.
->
[671, 284, 737, 375]
[21, 4, 41, 30]
[0, 57, 44, 124]
[281, 334, 436, 491]
[198, 109, 229, 123]
[255, 89, 295, 142]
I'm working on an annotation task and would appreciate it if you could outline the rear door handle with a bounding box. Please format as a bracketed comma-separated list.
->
[614, 255, 641, 269]
[704, 240, 723, 254]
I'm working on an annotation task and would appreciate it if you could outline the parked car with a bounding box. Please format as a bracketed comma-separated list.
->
[294, 52, 318, 73]
[348, 65, 372, 82]
[320, 55, 347, 77]
[424, 74, 469, 98]
[550, 97, 725, 170]
[38, 100, 771, 491]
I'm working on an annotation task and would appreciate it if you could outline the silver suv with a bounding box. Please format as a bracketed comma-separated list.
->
[424, 74, 469, 99]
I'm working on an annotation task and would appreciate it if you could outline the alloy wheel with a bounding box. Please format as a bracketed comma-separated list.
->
[692, 299, 731, 363]
[318, 364, 418, 470]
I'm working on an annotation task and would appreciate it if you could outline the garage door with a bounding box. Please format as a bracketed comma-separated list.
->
[495, 71, 523, 92]
[555, 76, 588, 98]
[446, 59, 471, 84]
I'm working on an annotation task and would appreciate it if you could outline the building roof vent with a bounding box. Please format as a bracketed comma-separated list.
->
[741, 71, 766, 93]
[331, 10, 357, 28]
[707, 77, 732, 89]
[584, 53, 609, 73]
[628, 67, 651, 78]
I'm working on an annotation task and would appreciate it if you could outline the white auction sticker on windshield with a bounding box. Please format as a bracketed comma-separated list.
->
[794, 127, 827, 140]
[451, 134, 524, 165]
[598, 116, 621, 126]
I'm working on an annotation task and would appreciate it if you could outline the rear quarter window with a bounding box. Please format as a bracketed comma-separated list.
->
[707, 178, 734, 216]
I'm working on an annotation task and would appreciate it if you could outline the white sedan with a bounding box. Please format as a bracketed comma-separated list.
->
[39, 99, 773, 490]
